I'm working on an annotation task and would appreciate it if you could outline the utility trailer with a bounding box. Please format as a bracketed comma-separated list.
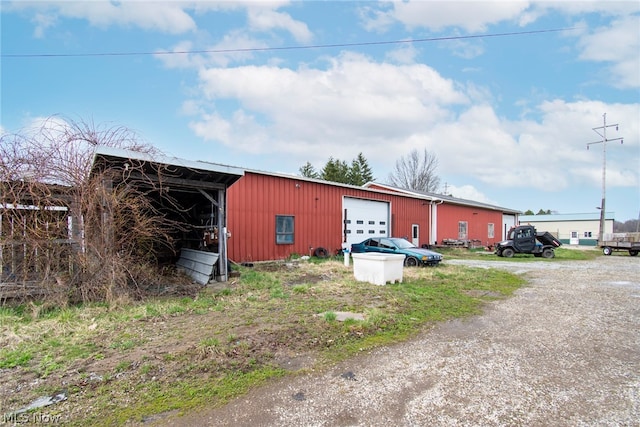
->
[495, 225, 562, 258]
[599, 233, 640, 256]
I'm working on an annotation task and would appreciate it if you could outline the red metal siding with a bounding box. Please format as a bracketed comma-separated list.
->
[435, 204, 503, 247]
[227, 172, 505, 262]
[227, 173, 433, 262]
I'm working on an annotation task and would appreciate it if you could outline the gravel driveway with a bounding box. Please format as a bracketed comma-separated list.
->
[166, 256, 639, 427]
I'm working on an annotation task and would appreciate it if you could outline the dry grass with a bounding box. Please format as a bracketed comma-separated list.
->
[1, 258, 524, 426]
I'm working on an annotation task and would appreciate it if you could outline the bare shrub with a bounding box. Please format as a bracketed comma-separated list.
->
[1, 116, 188, 304]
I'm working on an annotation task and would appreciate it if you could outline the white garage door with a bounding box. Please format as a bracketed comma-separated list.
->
[343, 197, 390, 246]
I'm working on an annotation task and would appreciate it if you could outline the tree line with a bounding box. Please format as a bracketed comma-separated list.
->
[299, 148, 441, 193]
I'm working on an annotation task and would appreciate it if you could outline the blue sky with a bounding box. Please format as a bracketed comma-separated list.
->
[2, 1, 639, 221]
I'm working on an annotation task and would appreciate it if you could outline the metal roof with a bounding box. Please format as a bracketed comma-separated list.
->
[92, 146, 244, 187]
[363, 182, 522, 214]
[234, 168, 520, 213]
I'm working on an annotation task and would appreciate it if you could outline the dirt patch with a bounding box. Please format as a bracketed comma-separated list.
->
[163, 256, 640, 426]
[0, 258, 530, 424]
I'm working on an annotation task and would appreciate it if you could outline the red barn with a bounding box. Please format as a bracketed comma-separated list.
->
[366, 182, 518, 249]
[88, 148, 520, 269]
[226, 170, 519, 263]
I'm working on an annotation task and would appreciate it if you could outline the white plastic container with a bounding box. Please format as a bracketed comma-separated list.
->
[351, 253, 404, 286]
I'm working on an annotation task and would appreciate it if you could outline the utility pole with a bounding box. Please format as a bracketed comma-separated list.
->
[587, 113, 623, 245]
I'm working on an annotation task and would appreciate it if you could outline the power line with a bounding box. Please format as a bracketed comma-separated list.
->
[2, 27, 577, 58]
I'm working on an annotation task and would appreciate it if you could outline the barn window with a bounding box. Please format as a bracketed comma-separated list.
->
[275, 215, 294, 244]
[487, 223, 495, 239]
[458, 221, 468, 239]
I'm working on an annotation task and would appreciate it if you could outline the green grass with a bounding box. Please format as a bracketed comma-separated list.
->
[0, 348, 33, 368]
[0, 259, 530, 426]
[439, 246, 600, 261]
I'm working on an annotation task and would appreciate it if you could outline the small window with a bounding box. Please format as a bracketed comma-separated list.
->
[368, 230, 375, 234]
[571, 231, 578, 238]
[379, 221, 386, 225]
[584, 231, 592, 238]
[356, 220, 364, 225]
[368, 220, 375, 225]
[275, 215, 294, 244]
[345, 219, 351, 224]
[356, 230, 364, 234]
[488, 223, 495, 239]
[458, 221, 468, 240]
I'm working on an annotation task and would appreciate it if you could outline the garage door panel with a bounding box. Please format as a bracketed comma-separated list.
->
[343, 198, 390, 246]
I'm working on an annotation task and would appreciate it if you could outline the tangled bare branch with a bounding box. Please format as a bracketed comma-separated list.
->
[1, 116, 192, 304]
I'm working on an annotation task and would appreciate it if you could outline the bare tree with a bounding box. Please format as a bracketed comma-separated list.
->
[387, 148, 441, 193]
[1, 116, 189, 304]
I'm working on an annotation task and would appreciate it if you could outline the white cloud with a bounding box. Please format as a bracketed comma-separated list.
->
[185, 52, 638, 196]
[8, 0, 311, 41]
[577, 14, 640, 89]
[14, 1, 198, 35]
[362, 0, 639, 35]
[188, 53, 468, 163]
[247, 7, 313, 43]
[446, 184, 497, 205]
[367, 0, 530, 33]
[385, 42, 419, 64]
[439, 37, 485, 59]
[32, 12, 58, 38]
[155, 31, 270, 69]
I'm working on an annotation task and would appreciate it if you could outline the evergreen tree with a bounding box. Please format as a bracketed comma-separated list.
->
[348, 152, 374, 186]
[299, 161, 319, 179]
[321, 157, 350, 184]
[301, 153, 374, 186]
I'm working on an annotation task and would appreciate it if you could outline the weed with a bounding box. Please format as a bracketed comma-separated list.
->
[217, 288, 233, 297]
[143, 303, 162, 318]
[139, 363, 154, 375]
[190, 295, 217, 311]
[200, 337, 220, 347]
[39, 354, 63, 377]
[240, 269, 280, 290]
[110, 338, 137, 351]
[0, 258, 529, 426]
[270, 286, 288, 299]
[0, 347, 33, 368]
[0, 305, 29, 325]
[323, 311, 337, 322]
[115, 361, 132, 373]
[342, 317, 360, 326]
[167, 304, 185, 315]
[292, 285, 309, 294]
